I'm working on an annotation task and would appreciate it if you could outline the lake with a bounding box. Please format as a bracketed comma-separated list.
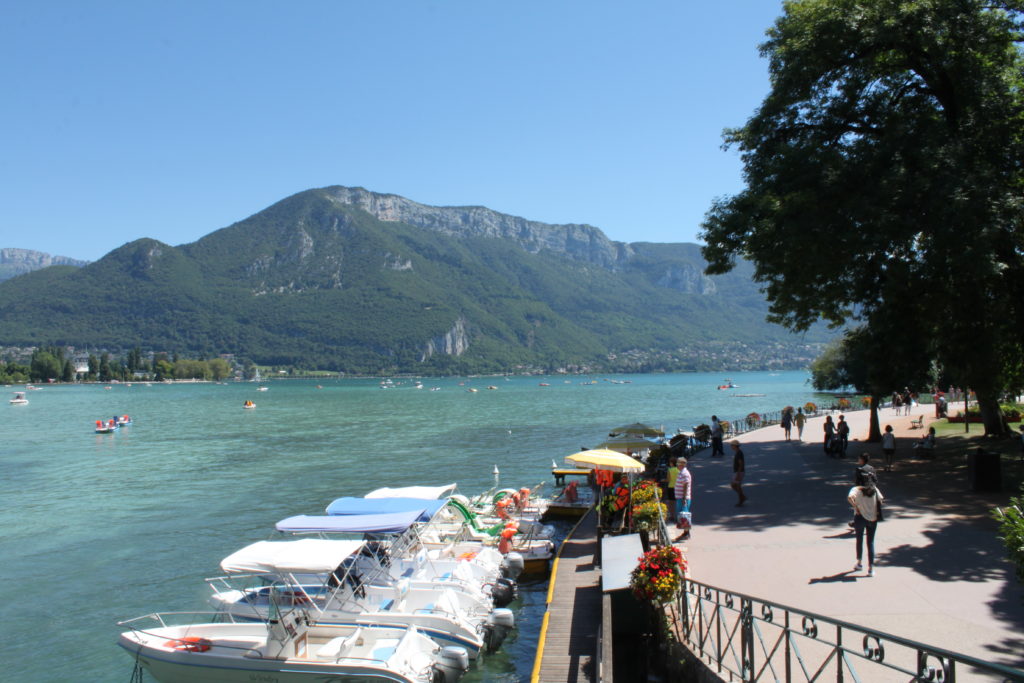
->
[0, 371, 828, 681]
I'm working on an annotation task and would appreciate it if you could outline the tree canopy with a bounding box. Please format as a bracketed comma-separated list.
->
[701, 0, 1024, 433]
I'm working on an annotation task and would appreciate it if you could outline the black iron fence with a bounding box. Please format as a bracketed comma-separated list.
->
[672, 577, 1024, 682]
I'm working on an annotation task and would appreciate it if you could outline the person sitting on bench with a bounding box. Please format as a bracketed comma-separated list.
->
[913, 427, 936, 458]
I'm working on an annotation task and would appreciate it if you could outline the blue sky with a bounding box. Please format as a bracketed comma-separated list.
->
[2, 1, 784, 262]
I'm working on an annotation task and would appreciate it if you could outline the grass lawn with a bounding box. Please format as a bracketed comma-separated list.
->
[927, 418, 1024, 494]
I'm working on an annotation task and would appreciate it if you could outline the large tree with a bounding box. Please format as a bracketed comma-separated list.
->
[701, 0, 1024, 435]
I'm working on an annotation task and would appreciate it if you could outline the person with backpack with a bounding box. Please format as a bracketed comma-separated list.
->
[848, 478, 884, 577]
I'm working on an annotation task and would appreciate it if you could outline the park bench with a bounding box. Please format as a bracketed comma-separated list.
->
[909, 415, 924, 429]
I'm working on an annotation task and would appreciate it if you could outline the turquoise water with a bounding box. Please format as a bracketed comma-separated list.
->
[0, 371, 825, 681]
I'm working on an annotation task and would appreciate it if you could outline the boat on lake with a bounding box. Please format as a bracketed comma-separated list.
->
[95, 419, 118, 433]
[118, 608, 469, 683]
[10, 391, 28, 405]
[207, 534, 514, 658]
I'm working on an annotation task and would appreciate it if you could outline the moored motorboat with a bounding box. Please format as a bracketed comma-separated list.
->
[207, 535, 514, 657]
[118, 609, 469, 683]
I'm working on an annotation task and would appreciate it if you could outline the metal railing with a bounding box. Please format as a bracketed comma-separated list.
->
[672, 579, 1024, 682]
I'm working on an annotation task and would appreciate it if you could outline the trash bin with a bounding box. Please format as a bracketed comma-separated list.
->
[966, 449, 1002, 492]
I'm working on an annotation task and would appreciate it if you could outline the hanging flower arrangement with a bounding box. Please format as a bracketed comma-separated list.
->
[837, 397, 852, 409]
[746, 412, 762, 427]
[719, 420, 731, 434]
[631, 500, 668, 532]
[804, 402, 817, 413]
[629, 544, 687, 603]
[630, 479, 661, 505]
[860, 396, 872, 407]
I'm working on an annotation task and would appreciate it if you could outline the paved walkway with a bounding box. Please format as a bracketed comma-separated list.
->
[676, 403, 1024, 672]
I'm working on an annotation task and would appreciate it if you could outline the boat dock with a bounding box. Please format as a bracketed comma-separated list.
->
[531, 507, 602, 682]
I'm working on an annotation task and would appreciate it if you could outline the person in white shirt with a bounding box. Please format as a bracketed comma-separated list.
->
[848, 483, 884, 577]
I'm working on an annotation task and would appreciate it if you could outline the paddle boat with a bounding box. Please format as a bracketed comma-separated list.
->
[242, 400, 256, 409]
[257, 386, 269, 392]
[116, 414, 133, 426]
[542, 468, 596, 520]
[118, 607, 469, 683]
[717, 379, 738, 389]
[10, 391, 28, 405]
[95, 419, 118, 434]
[206, 534, 514, 658]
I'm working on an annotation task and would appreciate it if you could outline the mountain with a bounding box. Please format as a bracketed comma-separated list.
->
[0, 248, 88, 282]
[0, 186, 830, 374]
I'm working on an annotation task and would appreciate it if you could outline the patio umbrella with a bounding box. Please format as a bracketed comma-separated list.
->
[565, 448, 645, 472]
[596, 434, 660, 453]
[608, 422, 665, 437]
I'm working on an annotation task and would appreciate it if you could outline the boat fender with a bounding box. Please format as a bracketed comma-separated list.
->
[164, 636, 212, 652]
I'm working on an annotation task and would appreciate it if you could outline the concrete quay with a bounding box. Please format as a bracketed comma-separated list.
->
[674, 402, 1024, 673]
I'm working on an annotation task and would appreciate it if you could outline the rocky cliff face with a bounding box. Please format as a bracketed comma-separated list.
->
[420, 317, 469, 360]
[0, 248, 88, 281]
[323, 186, 634, 268]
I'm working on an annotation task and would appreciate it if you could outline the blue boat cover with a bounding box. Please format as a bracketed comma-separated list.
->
[276, 510, 423, 534]
[325, 497, 447, 521]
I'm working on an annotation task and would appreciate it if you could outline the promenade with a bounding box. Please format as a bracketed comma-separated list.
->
[676, 402, 1024, 672]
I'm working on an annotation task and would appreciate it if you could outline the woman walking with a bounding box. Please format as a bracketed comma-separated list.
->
[848, 482, 884, 577]
[881, 425, 896, 471]
[823, 415, 836, 455]
[794, 408, 806, 441]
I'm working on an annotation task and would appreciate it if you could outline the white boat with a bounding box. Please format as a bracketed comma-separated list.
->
[118, 608, 469, 683]
[257, 386, 269, 392]
[207, 537, 514, 657]
[10, 392, 28, 405]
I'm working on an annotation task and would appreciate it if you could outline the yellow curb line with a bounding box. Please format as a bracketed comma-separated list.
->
[530, 506, 594, 683]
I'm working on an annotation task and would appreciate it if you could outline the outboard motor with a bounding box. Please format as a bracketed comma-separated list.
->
[500, 551, 525, 580]
[490, 577, 517, 607]
[432, 645, 470, 683]
[483, 608, 515, 652]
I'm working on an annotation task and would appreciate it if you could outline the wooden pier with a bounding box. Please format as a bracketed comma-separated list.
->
[531, 507, 602, 683]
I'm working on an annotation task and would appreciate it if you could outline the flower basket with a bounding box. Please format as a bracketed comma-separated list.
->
[630, 544, 687, 603]
[837, 398, 851, 409]
[630, 480, 661, 505]
[804, 402, 817, 414]
[631, 500, 668, 532]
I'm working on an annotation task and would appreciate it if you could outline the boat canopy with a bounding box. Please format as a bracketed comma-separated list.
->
[276, 510, 422, 534]
[219, 538, 365, 574]
[363, 483, 457, 500]
[325, 497, 447, 521]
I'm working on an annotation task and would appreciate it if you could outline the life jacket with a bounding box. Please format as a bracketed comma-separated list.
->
[614, 485, 630, 511]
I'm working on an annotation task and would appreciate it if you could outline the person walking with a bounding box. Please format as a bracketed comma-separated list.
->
[848, 480, 884, 577]
[794, 407, 806, 441]
[674, 457, 692, 539]
[665, 457, 679, 521]
[881, 425, 896, 471]
[730, 440, 747, 506]
[781, 409, 793, 441]
[710, 415, 724, 457]
[836, 414, 850, 457]
[823, 415, 836, 456]
[848, 452, 877, 529]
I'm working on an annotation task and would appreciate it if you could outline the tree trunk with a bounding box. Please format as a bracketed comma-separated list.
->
[866, 395, 882, 442]
[977, 392, 1006, 436]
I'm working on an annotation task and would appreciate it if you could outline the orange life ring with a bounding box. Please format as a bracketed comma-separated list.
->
[165, 636, 212, 652]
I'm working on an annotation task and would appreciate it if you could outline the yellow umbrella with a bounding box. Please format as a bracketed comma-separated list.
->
[565, 448, 645, 472]
[609, 422, 665, 437]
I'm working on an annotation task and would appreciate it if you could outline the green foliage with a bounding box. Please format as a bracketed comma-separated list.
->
[993, 484, 1024, 584]
[701, 0, 1024, 432]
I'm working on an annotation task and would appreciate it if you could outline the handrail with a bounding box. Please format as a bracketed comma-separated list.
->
[673, 577, 1024, 682]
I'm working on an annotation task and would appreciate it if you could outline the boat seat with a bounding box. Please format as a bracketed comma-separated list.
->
[316, 629, 362, 660]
